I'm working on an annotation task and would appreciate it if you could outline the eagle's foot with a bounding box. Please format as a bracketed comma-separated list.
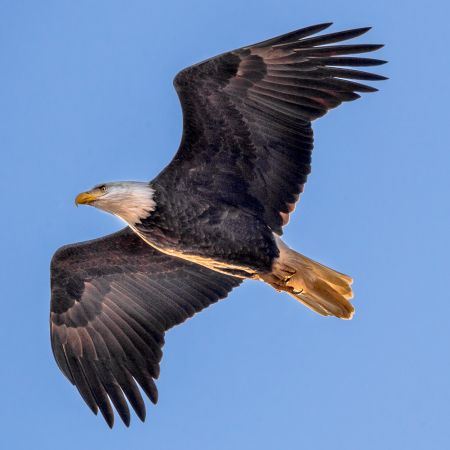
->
[278, 266, 296, 283]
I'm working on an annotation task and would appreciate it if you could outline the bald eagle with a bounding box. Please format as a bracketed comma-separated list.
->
[50, 23, 385, 427]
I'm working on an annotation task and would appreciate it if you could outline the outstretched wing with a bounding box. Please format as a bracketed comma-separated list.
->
[50, 228, 241, 427]
[155, 23, 386, 234]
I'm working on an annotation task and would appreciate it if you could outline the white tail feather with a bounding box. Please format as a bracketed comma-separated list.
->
[265, 237, 354, 319]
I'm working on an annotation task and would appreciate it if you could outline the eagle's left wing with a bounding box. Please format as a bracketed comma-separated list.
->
[50, 228, 241, 427]
[155, 23, 386, 235]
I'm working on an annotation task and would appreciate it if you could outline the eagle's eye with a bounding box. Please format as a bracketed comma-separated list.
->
[99, 185, 107, 193]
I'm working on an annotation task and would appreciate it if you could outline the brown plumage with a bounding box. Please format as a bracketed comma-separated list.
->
[51, 23, 385, 427]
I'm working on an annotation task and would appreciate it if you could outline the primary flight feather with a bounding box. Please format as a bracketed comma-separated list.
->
[50, 23, 386, 427]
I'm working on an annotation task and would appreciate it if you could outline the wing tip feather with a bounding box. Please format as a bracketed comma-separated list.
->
[252, 22, 334, 49]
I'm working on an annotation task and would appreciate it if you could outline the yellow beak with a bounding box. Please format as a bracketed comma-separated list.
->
[75, 192, 98, 206]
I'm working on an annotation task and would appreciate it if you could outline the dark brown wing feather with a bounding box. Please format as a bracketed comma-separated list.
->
[155, 23, 386, 234]
[50, 228, 241, 427]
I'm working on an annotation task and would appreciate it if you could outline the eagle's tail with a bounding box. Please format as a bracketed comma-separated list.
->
[262, 237, 354, 319]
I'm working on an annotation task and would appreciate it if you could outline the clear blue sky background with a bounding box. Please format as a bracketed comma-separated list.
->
[1, 1, 449, 449]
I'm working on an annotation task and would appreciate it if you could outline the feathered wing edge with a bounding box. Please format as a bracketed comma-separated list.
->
[166, 23, 386, 235]
[50, 228, 241, 427]
[240, 23, 387, 122]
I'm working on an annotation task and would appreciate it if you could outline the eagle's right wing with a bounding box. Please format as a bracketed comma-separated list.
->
[50, 228, 241, 427]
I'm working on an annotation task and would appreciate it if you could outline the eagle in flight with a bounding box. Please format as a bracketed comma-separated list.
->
[50, 23, 385, 427]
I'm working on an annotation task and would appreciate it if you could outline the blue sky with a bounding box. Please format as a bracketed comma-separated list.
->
[1, 0, 449, 448]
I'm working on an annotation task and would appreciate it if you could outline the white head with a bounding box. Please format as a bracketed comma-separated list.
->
[75, 181, 156, 225]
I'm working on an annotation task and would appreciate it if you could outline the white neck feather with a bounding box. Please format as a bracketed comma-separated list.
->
[95, 182, 156, 225]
